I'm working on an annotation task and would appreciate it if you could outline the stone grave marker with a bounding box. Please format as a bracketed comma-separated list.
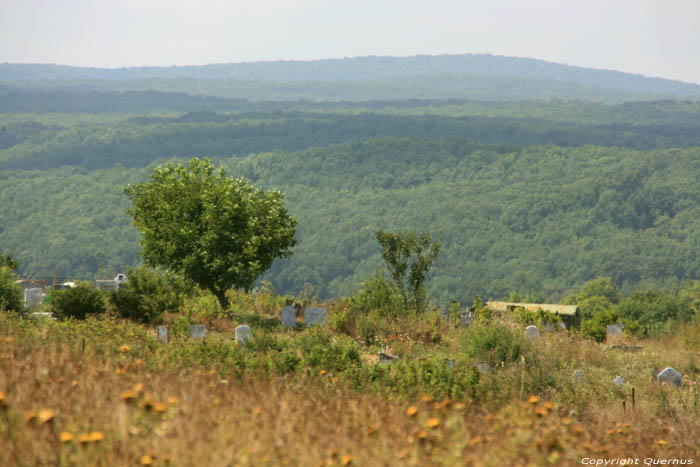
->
[558, 321, 567, 330]
[525, 325, 540, 341]
[95, 280, 118, 291]
[476, 362, 490, 374]
[24, 287, 45, 309]
[445, 359, 455, 370]
[379, 352, 396, 364]
[573, 370, 583, 383]
[235, 325, 254, 346]
[613, 376, 624, 388]
[281, 306, 297, 328]
[157, 325, 169, 343]
[606, 324, 623, 338]
[657, 367, 682, 387]
[189, 325, 206, 339]
[304, 308, 326, 326]
[461, 308, 474, 328]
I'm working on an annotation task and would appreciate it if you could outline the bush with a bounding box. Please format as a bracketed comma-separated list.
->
[51, 283, 106, 320]
[350, 270, 403, 317]
[297, 328, 361, 372]
[110, 266, 182, 324]
[461, 321, 525, 365]
[0, 266, 22, 312]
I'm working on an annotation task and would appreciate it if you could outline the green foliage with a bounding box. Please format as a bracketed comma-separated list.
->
[109, 266, 182, 324]
[1, 254, 18, 270]
[576, 277, 621, 304]
[580, 309, 619, 342]
[375, 229, 441, 313]
[297, 328, 362, 372]
[0, 266, 22, 312]
[616, 290, 694, 336]
[461, 322, 525, 365]
[124, 158, 297, 308]
[350, 270, 403, 317]
[513, 307, 562, 327]
[50, 283, 106, 320]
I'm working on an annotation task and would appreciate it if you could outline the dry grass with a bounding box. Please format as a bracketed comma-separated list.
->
[0, 313, 699, 466]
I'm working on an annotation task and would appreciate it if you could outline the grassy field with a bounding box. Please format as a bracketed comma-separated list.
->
[0, 290, 699, 466]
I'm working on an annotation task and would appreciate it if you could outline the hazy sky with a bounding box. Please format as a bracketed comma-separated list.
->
[2, 0, 699, 84]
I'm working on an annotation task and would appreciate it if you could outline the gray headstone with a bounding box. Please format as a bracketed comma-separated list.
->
[189, 325, 206, 339]
[157, 325, 169, 343]
[235, 325, 254, 345]
[573, 370, 583, 383]
[95, 280, 118, 291]
[476, 362, 490, 374]
[29, 311, 55, 320]
[525, 325, 540, 341]
[445, 359, 455, 370]
[281, 306, 297, 328]
[657, 367, 682, 388]
[606, 324, 623, 338]
[24, 287, 45, 309]
[613, 376, 624, 388]
[461, 308, 474, 328]
[558, 321, 567, 330]
[379, 352, 396, 364]
[304, 308, 326, 326]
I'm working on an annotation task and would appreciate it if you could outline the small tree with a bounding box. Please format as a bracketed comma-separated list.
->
[0, 266, 22, 312]
[125, 158, 297, 309]
[1, 254, 18, 270]
[375, 229, 441, 313]
[109, 266, 182, 324]
[50, 283, 106, 320]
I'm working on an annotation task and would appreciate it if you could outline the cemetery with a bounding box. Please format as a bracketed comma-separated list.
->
[1, 272, 698, 464]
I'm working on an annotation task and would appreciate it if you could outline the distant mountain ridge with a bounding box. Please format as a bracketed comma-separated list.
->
[2, 54, 700, 97]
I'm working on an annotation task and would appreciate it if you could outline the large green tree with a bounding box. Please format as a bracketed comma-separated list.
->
[124, 158, 297, 308]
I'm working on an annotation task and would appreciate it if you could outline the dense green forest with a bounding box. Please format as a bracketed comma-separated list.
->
[2, 55, 700, 306]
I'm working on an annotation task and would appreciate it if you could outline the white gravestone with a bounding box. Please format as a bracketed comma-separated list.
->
[235, 325, 254, 345]
[525, 325, 540, 341]
[476, 362, 490, 374]
[304, 308, 326, 326]
[573, 370, 583, 383]
[189, 325, 206, 339]
[657, 367, 682, 388]
[281, 306, 297, 328]
[606, 324, 623, 338]
[157, 325, 169, 343]
[613, 376, 624, 388]
[24, 287, 45, 309]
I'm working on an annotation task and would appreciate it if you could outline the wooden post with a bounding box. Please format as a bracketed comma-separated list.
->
[632, 387, 635, 409]
[53, 267, 58, 290]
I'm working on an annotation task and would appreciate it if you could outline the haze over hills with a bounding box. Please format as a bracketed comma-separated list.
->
[2, 54, 700, 101]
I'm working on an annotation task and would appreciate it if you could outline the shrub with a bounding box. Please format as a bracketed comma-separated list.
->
[51, 283, 106, 320]
[461, 321, 525, 365]
[297, 328, 361, 372]
[350, 270, 403, 317]
[110, 266, 182, 324]
[0, 266, 22, 312]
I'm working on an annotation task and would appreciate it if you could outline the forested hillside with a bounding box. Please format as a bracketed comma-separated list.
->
[4, 54, 700, 96]
[3, 56, 700, 305]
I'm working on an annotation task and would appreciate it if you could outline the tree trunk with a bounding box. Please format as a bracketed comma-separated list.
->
[213, 288, 229, 310]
